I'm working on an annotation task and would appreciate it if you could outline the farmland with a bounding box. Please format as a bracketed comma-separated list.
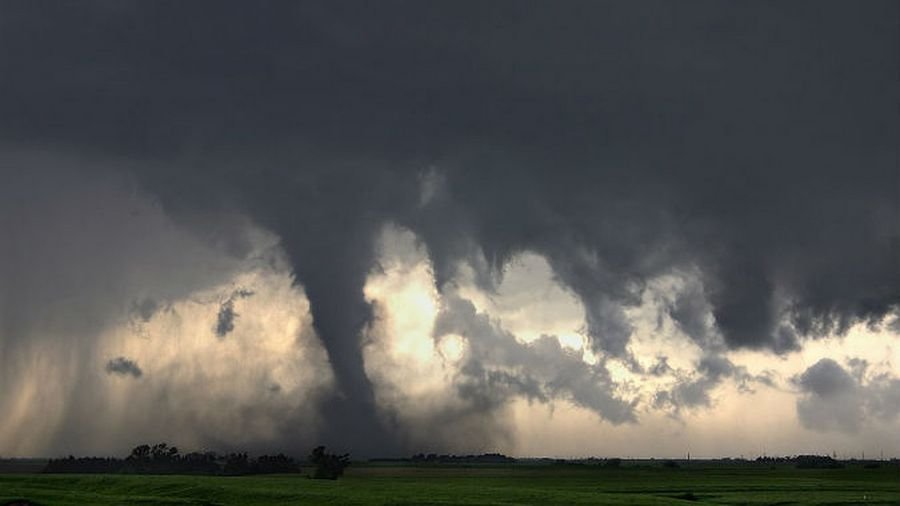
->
[2, 461, 898, 505]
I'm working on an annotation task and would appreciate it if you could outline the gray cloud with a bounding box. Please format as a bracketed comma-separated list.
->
[888, 317, 900, 335]
[669, 283, 717, 349]
[648, 356, 672, 377]
[846, 357, 869, 383]
[0, 2, 897, 454]
[131, 298, 160, 323]
[105, 357, 142, 378]
[655, 378, 714, 412]
[697, 355, 734, 382]
[866, 375, 900, 421]
[796, 359, 856, 397]
[435, 295, 637, 425]
[793, 359, 864, 432]
[655, 354, 775, 414]
[793, 358, 900, 433]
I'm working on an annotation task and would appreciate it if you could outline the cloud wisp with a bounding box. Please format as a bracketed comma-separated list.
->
[105, 357, 143, 378]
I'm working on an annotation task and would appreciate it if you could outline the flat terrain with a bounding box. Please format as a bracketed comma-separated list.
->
[1, 463, 898, 505]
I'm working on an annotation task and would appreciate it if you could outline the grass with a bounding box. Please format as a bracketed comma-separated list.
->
[1, 463, 898, 505]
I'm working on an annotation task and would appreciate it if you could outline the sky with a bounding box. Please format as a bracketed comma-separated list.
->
[0, 1, 898, 459]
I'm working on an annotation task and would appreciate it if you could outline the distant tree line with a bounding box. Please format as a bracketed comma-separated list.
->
[409, 453, 516, 464]
[756, 454, 845, 469]
[45, 445, 888, 477]
[44, 442, 310, 476]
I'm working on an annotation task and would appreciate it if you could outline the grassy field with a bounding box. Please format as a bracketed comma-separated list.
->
[1, 463, 899, 505]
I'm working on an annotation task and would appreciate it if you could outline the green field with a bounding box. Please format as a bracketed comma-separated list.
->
[2, 463, 899, 505]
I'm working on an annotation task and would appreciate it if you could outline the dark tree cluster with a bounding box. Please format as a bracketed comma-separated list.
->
[793, 455, 844, 469]
[410, 453, 516, 464]
[755, 455, 844, 469]
[44, 456, 122, 474]
[44, 443, 301, 475]
[603, 458, 622, 468]
[574, 457, 623, 468]
[308, 446, 350, 480]
[256, 454, 302, 474]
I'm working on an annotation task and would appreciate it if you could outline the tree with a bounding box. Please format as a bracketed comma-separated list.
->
[128, 444, 151, 461]
[255, 454, 300, 474]
[150, 443, 179, 462]
[223, 452, 250, 475]
[308, 446, 350, 480]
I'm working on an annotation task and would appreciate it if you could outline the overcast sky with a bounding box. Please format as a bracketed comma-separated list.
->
[0, 1, 898, 458]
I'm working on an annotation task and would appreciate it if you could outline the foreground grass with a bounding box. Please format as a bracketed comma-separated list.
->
[1, 464, 899, 505]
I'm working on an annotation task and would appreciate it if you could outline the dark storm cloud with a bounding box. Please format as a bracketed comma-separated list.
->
[105, 357, 143, 378]
[0, 151, 245, 351]
[1, 1, 898, 453]
[669, 283, 716, 348]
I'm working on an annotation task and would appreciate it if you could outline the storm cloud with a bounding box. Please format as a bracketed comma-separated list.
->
[0, 1, 897, 455]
